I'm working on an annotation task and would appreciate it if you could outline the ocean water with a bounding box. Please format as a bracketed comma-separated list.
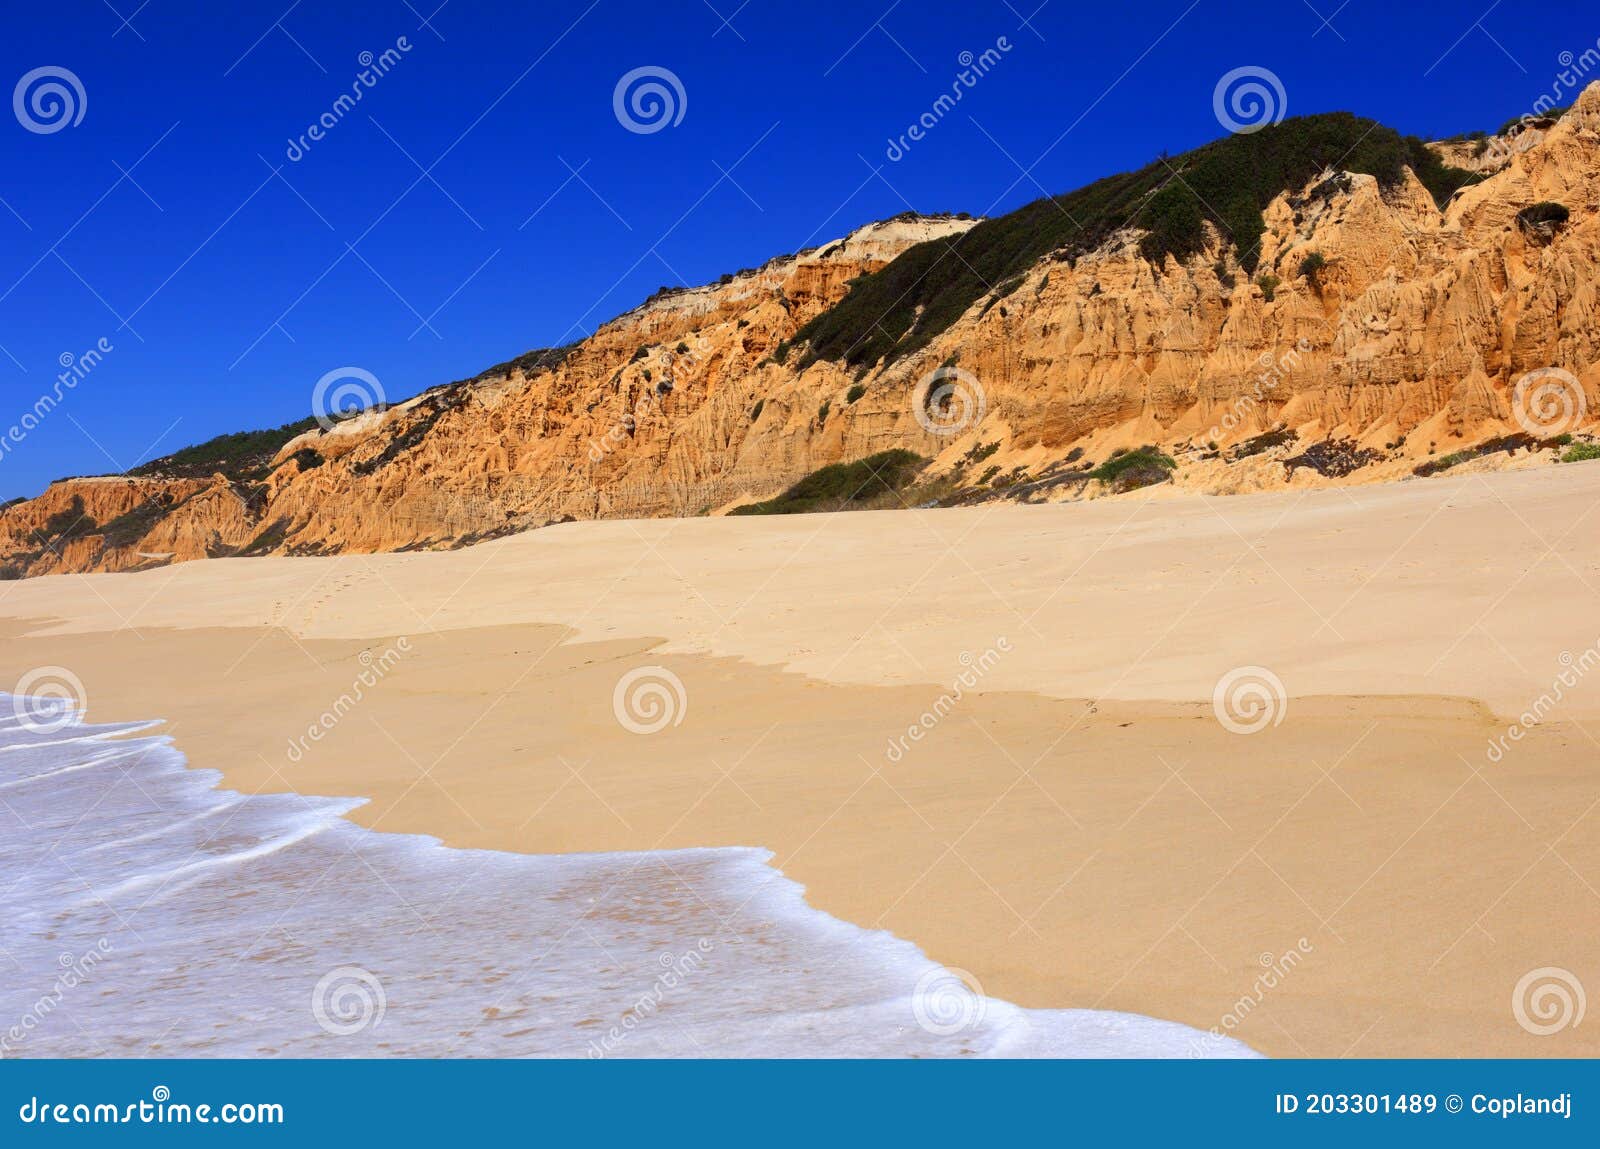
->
[0, 699, 1256, 1058]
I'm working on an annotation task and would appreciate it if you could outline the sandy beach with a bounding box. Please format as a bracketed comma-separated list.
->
[3, 464, 1598, 1057]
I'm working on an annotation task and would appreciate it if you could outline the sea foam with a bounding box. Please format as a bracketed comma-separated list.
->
[0, 698, 1256, 1058]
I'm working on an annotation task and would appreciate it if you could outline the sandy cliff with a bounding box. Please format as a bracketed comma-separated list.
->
[6, 86, 1600, 577]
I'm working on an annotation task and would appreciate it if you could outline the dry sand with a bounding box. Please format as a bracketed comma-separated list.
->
[2, 464, 1598, 1057]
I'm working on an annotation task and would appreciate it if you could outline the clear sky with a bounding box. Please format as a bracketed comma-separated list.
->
[0, 0, 1586, 498]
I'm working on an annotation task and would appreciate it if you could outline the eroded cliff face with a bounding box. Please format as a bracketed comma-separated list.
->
[1426, 116, 1552, 174]
[7, 87, 1600, 578]
[735, 85, 1600, 503]
[890, 89, 1600, 496]
[0, 476, 247, 577]
[0, 216, 975, 575]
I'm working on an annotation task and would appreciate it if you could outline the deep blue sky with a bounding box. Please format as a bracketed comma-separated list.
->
[0, 0, 1586, 498]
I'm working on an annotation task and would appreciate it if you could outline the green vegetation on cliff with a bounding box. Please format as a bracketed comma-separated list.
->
[729, 450, 925, 516]
[129, 418, 324, 482]
[794, 113, 1481, 370]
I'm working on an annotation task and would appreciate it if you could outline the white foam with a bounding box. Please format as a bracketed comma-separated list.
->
[0, 696, 1257, 1058]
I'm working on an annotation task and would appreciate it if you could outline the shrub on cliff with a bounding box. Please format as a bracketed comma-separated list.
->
[729, 450, 925, 516]
[131, 418, 325, 482]
[1087, 447, 1176, 492]
[792, 112, 1481, 370]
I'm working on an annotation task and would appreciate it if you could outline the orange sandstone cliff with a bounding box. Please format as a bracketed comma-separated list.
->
[5, 86, 1600, 578]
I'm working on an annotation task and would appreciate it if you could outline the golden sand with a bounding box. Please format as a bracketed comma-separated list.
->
[3, 465, 1597, 1056]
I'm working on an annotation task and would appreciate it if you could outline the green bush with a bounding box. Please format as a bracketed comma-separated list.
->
[846, 383, 866, 404]
[1499, 106, 1571, 136]
[1412, 433, 1563, 477]
[131, 418, 325, 482]
[1228, 428, 1297, 460]
[1562, 441, 1600, 463]
[471, 343, 575, 382]
[966, 441, 1001, 465]
[792, 112, 1480, 369]
[1257, 274, 1280, 302]
[1415, 450, 1476, 477]
[1298, 251, 1326, 284]
[1087, 447, 1176, 492]
[729, 450, 925, 516]
[817, 400, 830, 425]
